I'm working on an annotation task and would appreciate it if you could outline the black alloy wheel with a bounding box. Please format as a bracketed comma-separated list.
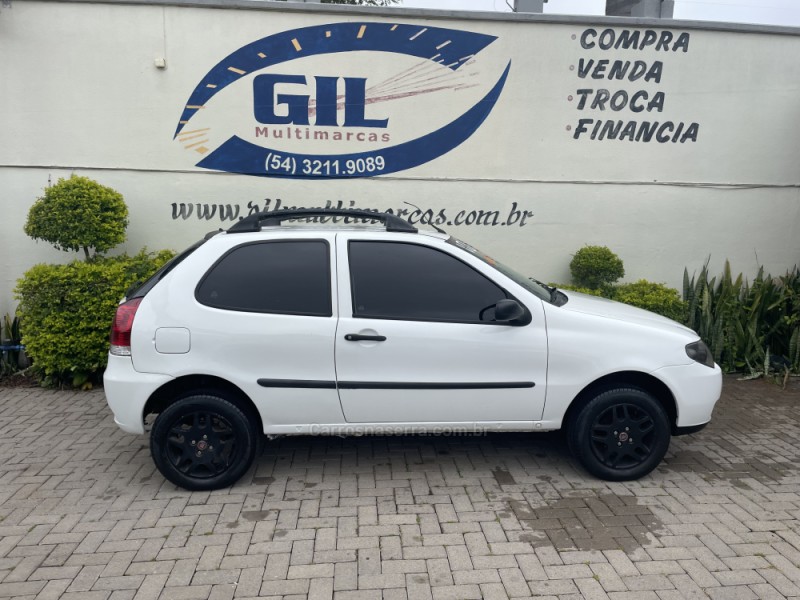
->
[151, 394, 258, 490]
[568, 387, 670, 481]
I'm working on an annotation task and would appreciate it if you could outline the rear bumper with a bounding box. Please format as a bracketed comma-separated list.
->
[673, 422, 709, 436]
[653, 361, 723, 428]
[103, 354, 173, 434]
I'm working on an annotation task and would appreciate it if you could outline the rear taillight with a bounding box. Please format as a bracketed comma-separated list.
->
[110, 297, 142, 356]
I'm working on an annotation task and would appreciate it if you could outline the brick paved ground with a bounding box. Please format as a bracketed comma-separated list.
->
[1, 375, 799, 599]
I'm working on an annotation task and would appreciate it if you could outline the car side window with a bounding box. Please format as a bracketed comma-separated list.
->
[196, 240, 332, 316]
[348, 241, 507, 323]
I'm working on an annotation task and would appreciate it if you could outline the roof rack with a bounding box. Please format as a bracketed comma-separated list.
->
[227, 208, 418, 234]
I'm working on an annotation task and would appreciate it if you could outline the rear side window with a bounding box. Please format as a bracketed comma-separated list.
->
[196, 240, 331, 316]
[128, 238, 206, 299]
[348, 241, 507, 322]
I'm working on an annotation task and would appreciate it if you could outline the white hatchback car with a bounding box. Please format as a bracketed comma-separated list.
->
[105, 209, 721, 490]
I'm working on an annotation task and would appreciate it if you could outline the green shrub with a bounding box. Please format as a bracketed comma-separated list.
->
[612, 280, 686, 322]
[684, 262, 800, 374]
[0, 314, 24, 378]
[553, 284, 610, 298]
[570, 245, 624, 290]
[24, 174, 128, 259]
[15, 250, 174, 387]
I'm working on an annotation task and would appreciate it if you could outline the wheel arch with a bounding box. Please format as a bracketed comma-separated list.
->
[143, 374, 262, 431]
[562, 371, 678, 434]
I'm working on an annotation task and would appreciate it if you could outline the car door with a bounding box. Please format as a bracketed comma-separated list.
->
[184, 234, 344, 428]
[334, 232, 548, 424]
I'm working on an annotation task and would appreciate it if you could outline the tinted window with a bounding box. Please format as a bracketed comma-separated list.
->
[447, 236, 554, 303]
[128, 238, 206, 299]
[349, 241, 507, 322]
[196, 240, 331, 315]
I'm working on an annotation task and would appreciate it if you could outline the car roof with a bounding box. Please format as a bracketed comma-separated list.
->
[216, 208, 450, 241]
[218, 225, 449, 240]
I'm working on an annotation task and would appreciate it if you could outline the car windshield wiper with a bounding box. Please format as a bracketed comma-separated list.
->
[529, 277, 554, 293]
[529, 277, 564, 305]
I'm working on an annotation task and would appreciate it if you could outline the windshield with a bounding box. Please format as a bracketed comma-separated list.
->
[447, 237, 554, 303]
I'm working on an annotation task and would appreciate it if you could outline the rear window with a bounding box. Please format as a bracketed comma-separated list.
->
[195, 240, 332, 316]
[127, 238, 207, 299]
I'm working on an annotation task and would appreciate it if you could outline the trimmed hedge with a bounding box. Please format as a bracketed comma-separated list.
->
[25, 174, 128, 259]
[557, 280, 686, 321]
[570, 245, 624, 290]
[613, 280, 687, 322]
[553, 284, 607, 297]
[15, 250, 174, 387]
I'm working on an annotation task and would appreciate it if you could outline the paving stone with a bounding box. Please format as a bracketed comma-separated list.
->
[706, 585, 758, 600]
[498, 567, 531, 597]
[426, 558, 453, 587]
[666, 573, 707, 600]
[357, 573, 406, 589]
[156, 584, 212, 599]
[430, 584, 482, 600]
[0, 378, 799, 600]
[332, 590, 381, 600]
[713, 569, 765, 586]
[0, 581, 47, 598]
[405, 574, 433, 600]
[287, 563, 334, 579]
[757, 566, 800, 596]
[621, 574, 675, 591]
[263, 553, 289, 581]
[92, 575, 145, 590]
[34, 578, 72, 600]
[478, 582, 510, 600]
[334, 562, 357, 591]
[747, 583, 787, 600]
[190, 569, 239, 585]
[259, 578, 309, 596]
[132, 573, 168, 600]
[544, 564, 593, 579]
[403, 547, 447, 561]
[308, 577, 334, 600]
[382, 560, 427, 574]
[452, 568, 500, 585]
[231, 567, 261, 598]
[165, 558, 197, 587]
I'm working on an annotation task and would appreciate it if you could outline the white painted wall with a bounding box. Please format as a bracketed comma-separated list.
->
[1, 1, 798, 318]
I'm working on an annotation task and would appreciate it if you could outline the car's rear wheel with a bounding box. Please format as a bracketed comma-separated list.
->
[150, 394, 257, 490]
[568, 387, 670, 481]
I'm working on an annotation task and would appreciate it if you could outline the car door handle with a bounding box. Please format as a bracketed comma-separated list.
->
[344, 334, 387, 342]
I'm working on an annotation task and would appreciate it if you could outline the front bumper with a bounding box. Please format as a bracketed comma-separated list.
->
[653, 361, 723, 428]
[103, 354, 173, 434]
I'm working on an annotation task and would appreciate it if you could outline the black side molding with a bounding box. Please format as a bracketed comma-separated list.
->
[257, 379, 336, 389]
[337, 381, 535, 390]
[256, 379, 535, 391]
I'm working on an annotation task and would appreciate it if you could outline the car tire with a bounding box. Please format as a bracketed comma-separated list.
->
[567, 387, 670, 481]
[150, 394, 258, 491]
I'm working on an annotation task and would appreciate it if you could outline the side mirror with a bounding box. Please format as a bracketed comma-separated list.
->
[494, 299, 524, 323]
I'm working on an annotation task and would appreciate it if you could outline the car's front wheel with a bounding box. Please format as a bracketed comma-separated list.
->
[568, 387, 670, 481]
[150, 394, 258, 490]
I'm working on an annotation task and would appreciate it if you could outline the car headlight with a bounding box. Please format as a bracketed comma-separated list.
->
[686, 340, 715, 368]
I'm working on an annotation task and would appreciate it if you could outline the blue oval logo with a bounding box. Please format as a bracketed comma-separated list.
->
[175, 22, 510, 179]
